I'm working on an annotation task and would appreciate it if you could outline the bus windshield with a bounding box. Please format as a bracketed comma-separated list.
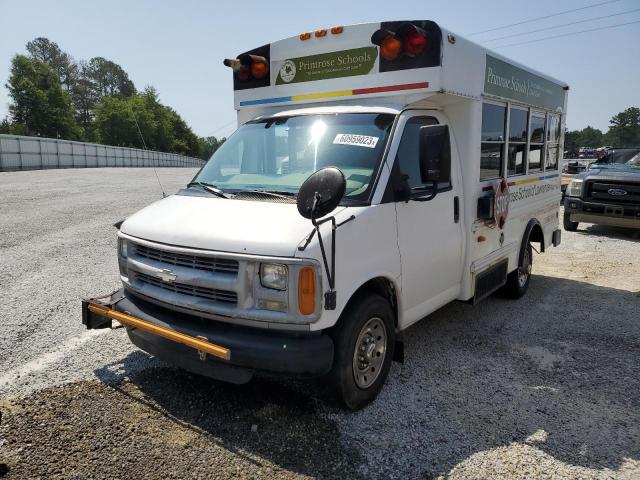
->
[193, 113, 395, 202]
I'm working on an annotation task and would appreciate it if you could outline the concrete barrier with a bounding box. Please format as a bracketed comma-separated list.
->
[0, 134, 205, 171]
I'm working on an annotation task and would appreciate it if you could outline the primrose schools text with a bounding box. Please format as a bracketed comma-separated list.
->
[510, 182, 559, 202]
[298, 51, 373, 72]
[486, 67, 553, 101]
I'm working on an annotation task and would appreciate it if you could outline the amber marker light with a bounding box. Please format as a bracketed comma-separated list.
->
[330, 26, 344, 34]
[298, 267, 316, 315]
[250, 58, 269, 79]
[380, 35, 403, 61]
[315, 29, 327, 38]
[300, 32, 311, 41]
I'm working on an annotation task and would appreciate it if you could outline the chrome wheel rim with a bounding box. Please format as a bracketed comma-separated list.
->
[352, 317, 387, 389]
[518, 247, 532, 288]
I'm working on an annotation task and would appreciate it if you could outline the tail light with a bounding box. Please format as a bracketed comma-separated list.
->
[371, 23, 429, 60]
[400, 24, 428, 56]
[223, 54, 269, 81]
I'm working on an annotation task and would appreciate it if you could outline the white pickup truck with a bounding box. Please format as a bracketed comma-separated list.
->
[83, 20, 567, 409]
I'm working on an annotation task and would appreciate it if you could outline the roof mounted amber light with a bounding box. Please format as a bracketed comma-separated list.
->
[300, 32, 311, 41]
[330, 26, 344, 35]
[315, 29, 327, 38]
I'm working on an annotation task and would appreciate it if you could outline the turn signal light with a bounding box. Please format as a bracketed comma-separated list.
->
[371, 23, 429, 60]
[298, 267, 316, 315]
[380, 35, 403, 61]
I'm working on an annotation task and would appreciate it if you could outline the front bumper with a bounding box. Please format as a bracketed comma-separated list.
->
[82, 288, 334, 384]
[564, 197, 640, 229]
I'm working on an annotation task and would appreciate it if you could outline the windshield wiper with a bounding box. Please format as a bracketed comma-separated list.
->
[187, 181, 229, 198]
[246, 190, 296, 200]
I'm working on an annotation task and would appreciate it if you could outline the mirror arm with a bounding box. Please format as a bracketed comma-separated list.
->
[300, 210, 356, 310]
[298, 215, 354, 252]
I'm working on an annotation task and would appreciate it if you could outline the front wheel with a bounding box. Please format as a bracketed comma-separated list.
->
[563, 210, 579, 231]
[328, 294, 395, 410]
[500, 243, 532, 299]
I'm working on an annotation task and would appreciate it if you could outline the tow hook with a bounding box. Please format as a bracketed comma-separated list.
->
[197, 336, 208, 361]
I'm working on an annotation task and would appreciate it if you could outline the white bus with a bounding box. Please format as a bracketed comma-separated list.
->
[84, 20, 567, 409]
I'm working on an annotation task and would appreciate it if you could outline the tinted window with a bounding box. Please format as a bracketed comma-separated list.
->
[546, 145, 558, 170]
[481, 144, 502, 180]
[396, 117, 450, 190]
[508, 144, 526, 176]
[548, 115, 560, 142]
[529, 144, 543, 171]
[481, 103, 506, 141]
[195, 113, 395, 201]
[530, 115, 545, 143]
[509, 108, 528, 142]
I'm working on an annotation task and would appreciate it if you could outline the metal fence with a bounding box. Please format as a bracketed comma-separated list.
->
[0, 134, 205, 171]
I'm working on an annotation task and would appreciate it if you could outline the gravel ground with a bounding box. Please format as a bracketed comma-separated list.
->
[0, 168, 639, 479]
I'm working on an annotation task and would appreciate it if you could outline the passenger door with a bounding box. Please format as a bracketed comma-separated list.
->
[390, 113, 464, 327]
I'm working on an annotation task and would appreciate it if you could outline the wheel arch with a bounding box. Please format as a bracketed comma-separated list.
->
[521, 218, 545, 264]
[338, 276, 400, 329]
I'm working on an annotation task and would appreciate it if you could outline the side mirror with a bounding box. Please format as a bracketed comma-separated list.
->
[297, 167, 346, 220]
[419, 125, 451, 184]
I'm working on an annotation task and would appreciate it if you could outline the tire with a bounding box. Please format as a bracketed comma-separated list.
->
[327, 294, 395, 410]
[563, 210, 579, 231]
[500, 243, 532, 299]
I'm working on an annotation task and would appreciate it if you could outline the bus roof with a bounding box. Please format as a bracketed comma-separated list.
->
[226, 20, 568, 118]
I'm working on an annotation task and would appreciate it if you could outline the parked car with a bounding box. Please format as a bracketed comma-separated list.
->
[564, 147, 640, 231]
[561, 160, 590, 197]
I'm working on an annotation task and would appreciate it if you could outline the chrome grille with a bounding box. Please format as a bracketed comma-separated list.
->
[586, 181, 640, 204]
[134, 244, 239, 274]
[135, 272, 237, 305]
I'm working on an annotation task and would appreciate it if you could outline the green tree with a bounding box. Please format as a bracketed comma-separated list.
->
[564, 129, 579, 156]
[604, 107, 640, 147]
[86, 57, 135, 98]
[94, 86, 202, 157]
[198, 136, 226, 160]
[26, 37, 78, 92]
[576, 126, 603, 148]
[0, 118, 12, 134]
[5, 55, 80, 139]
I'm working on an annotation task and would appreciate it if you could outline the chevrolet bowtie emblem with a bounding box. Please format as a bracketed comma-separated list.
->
[157, 268, 177, 283]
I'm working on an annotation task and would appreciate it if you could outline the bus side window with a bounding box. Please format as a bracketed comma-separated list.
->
[480, 103, 505, 181]
[396, 116, 451, 194]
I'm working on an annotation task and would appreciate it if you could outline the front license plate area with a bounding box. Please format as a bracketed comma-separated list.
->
[604, 206, 624, 216]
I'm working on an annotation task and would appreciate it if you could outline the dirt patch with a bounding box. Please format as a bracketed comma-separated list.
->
[0, 370, 362, 479]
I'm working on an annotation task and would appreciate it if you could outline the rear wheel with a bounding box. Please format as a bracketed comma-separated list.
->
[563, 210, 579, 231]
[328, 294, 395, 410]
[500, 243, 532, 299]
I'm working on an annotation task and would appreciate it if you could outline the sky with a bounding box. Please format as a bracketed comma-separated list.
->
[1, 0, 639, 138]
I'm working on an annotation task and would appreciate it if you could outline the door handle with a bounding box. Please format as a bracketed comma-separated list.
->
[454, 196, 459, 223]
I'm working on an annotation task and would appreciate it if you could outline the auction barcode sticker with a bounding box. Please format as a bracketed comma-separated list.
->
[333, 134, 379, 149]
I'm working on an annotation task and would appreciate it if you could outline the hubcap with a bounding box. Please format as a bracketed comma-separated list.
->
[518, 248, 532, 287]
[352, 317, 387, 389]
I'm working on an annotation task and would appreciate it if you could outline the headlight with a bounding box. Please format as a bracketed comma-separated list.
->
[568, 179, 583, 197]
[260, 263, 288, 290]
[118, 238, 128, 258]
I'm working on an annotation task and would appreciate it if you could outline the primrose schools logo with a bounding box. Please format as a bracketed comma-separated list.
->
[279, 60, 297, 83]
